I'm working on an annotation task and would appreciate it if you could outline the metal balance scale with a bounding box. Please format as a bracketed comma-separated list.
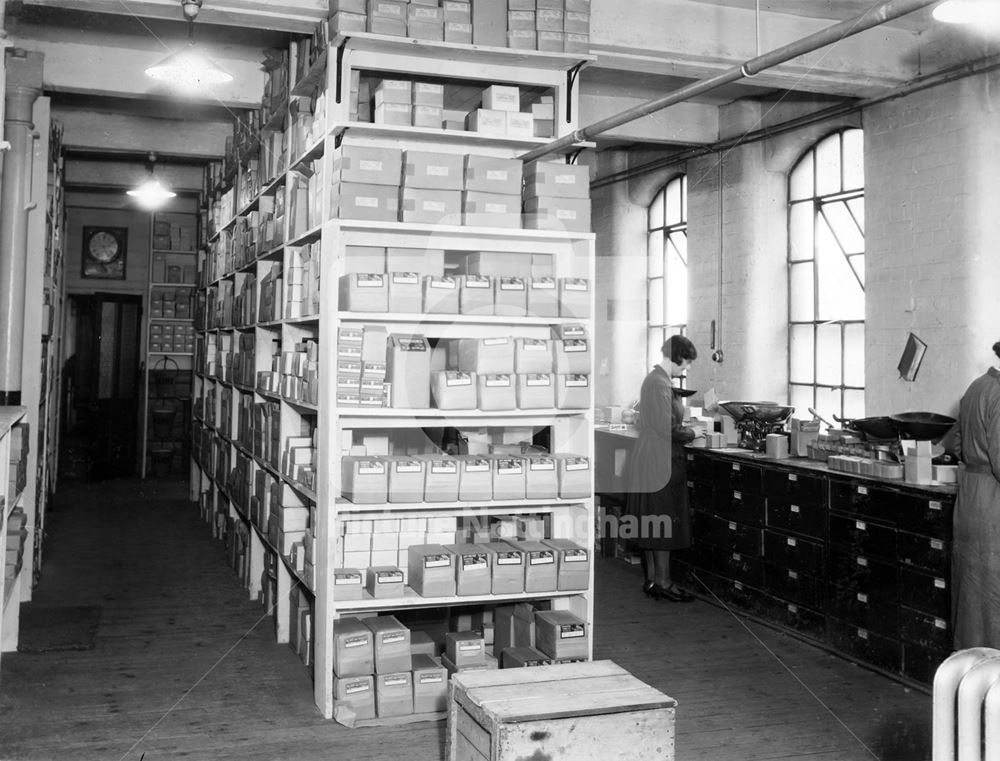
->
[719, 401, 795, 452]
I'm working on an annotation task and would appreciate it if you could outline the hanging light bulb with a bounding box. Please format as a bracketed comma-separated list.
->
[933, 0, 1000, 24]
[127, 152, 177, 210]
[145, 0, 233, 90]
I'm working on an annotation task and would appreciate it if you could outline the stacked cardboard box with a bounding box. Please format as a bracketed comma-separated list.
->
[523, 159, 591, 232]
[401, 149, 463, 225]
[463, 155, 523, 228]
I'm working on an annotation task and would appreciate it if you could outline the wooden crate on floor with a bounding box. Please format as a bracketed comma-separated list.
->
[447, 660, 676, 761]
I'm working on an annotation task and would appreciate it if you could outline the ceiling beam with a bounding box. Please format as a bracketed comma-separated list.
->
[64, 158, 205, 192]
[18, 0, 327, 34]
[579, 87, 719, 145]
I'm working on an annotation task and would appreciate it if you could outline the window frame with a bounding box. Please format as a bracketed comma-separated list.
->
[646, 174, 688, 368]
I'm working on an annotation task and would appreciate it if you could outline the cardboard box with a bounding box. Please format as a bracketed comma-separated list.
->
[554, 338, 590, 374]
[537, 29, 565, 51]
[481, 541, 525, 594]
[536, 8, 564, 31]
[565, 0, 590, 10]
[331, 0, 367, 13]
[462, 191, 522, 229]
[410, 630, 438, 657]
[504, 111, 534, 138]
[465, 108, 507, 136]
[420, 455, 461, 501]
[387, 247, 445, 277]
[458, 456, 493, 501]
[508, 10, 536, 30]
[339, 272, 388, 312]
[482, 85, 521, 112]
[411, 654, 448, 713]
[524, 454, 558, 498]
[508, 29, 537, 49]
[333, 617, 375, 677]
[564, 31, 589, 53]
[564, 9, 590, 32]
[412, 82, 445, 107]
[422, 275, 459, 313]
[431, 371, 477, 410]
[516, 373, 555, 409]
[374, 102, 413, 126]
[514, 338, 553, 373]
[471, 0, 507, 46]
[330, 11, 367, 34]
[365, 615, 413, 673]
[512, 602, 538, 646]
[477, 374, 517, 411]
[387, 455, 426, 502]
[387, 271, 423, 313]
[334, 145, 404, 185]
[369, 0, 407, 18]
[464, 156, 523, 195]
[494, 276, 527, 316]
[366, 566, 405, 598]
[403, 150, 464, 190]
[459, 274, 494, 315]
[334, 675, 376, 720]
[534, 610, 588, 659]
[400, 187, 462, 225]
[333, 568, 366, 601]
[465, 251, 532, 277]
[505, 540, 557, 592]
[387, 334, 431, 408]
[556, 373, 589, 409]
[558, 277, 590, 317]
[522, 277, 559, 317]
[458, 337, 514, 374]
[542, 538, 590, 590]
[342, 457, 388, 503]
[444, 21, 474, 44]
[523, 195, 591, 232]
[408, 544, 457, 597]
[491, 456, 526, 500]
[375, 671, 414, 717]
[333, 182, 400, 222]
[501, 646, 549, 668]
[446, 631, 487, 668]
[446, 543, 492, 595]
[555, 454, 590, 499]
[524, 161, 589, 198]
[443, 0, 473, 23]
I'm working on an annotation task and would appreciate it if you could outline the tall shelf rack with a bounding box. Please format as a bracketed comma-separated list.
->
[192, 30, 597, 721]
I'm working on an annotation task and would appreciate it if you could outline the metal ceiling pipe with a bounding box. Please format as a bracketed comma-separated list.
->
[519, 0, 942, 163]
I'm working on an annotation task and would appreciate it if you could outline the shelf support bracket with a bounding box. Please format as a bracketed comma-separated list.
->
[565, 62, 585, 124]
[566, 148, 585, 165]
[335, 39, 349, 105]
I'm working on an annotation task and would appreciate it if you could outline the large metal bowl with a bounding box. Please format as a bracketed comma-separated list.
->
[846, 416, 900, 441]
[890, 412, 956, 441]
[719, 401, 795, 424]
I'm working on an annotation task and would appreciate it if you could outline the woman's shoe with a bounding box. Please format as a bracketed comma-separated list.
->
[642, 580, 658, 598]
[652, 584, 696, 603]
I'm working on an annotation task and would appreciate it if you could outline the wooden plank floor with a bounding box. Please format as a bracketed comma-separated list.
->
[0, 478, 933, 761]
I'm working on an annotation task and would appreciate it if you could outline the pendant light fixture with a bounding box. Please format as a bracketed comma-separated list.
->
[127, 152, 177, 210]
[145, 0, 233, 90]
[932, 0, 1000, 24]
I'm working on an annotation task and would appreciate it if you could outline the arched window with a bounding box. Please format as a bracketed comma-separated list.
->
[647, 175, 687, 367]
[788, 129, 865, 422]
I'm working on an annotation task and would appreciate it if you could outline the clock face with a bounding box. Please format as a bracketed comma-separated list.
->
[88, 231, 121, 262]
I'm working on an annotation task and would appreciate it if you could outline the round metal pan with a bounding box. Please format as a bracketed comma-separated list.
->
[890, 412, 956, 441]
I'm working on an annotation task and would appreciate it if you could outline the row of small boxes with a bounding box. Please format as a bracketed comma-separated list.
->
[336, 326, 389, 407]
[152, 217, 197, 253]
[339, 273, 589, 318]
[331, 0, 473, 44]
[150, 289, 193, 320]
[282, 431, 317, 490]
[341, 247, 555, 279]
[285, 244, 321, 320]
[465, 85, 552, 138]
[506, 3, 590, 51]
[341, 452, 591, 504]
[233, 271, 257, 327]
[4, 508, 27, 583]
[149, 322, 195, 354]
[232, 332, 256, 387]
[258, 262, 282, 323]
[152, 255, 197, 284]
[271, 340, 319, 406]
[430, 371, 589, 410]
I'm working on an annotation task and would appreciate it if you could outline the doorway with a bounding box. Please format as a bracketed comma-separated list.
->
[62, 293, 143, 480]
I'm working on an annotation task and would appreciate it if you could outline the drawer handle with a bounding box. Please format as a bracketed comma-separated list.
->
[787, 603, 798, 613]
[935, 578, 946, 589]
[931, 539, 944, 551]
[857, 628, 869, 640]
[857, 592, 869, 603]
[734, 491, 742, 500]
[732, 552, 742, 561]
[935, 618, 947, 630]
[857, 557, 869, 567]
[790, 504, 800, 513]
[857, 485, 868, 496]
[787, 537, 797, 547]
[788, 570, 798, 580]
[732, 463, 740, 472]
[929, 500, 942, 511]
[856, 520, 867, 531]
[788, 473, 798, 482]
[728, 521, 737, 531]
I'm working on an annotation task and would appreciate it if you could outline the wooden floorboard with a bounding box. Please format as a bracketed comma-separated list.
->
[0, 477, 932, 761]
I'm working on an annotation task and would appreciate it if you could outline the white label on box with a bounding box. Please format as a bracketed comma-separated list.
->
[356, 196, 380, 208]
[788, 570, 798, 580]
[398, 338, 427, 351]
[931, 539, 944, 551]
[935, 618, 947, 630]
[392, 272, 420, 284]
[857, 485, 868, 495]
[486, 170, 509, 181]
[423, 201, 447, 212]
[431, 461, 458, 474]
[562, 339, 587, 352]
[485, 375, 512, 387]
[732, 464, 741, 472]
[728, 522, 737, 531]
[935, 577, 946, 589]
[564, 375, 589, 387]
[734, 491, 742, 500]
[556, 209, 578, 221]
[356, 274, 384, 287]
[532, 278, 556, 289]
[484, 203, 507, 213]
[856, 520, 867, 530]
[555, 174, 577, 185]
[359, 160, 384, 172]
[563, 279, 588, 291]
[339, 346, 362, 359]
[857, 557, 868, 567]
[564, 550, 588, 562]
[465, 460, 490, 472]
[345, 635, 369, 648]
[530, 459, 555, 471]
[359, 462, 386, 475]
[345, 680, 370, 694]
[427, 165, 450, 176]
[430, 277, 457, 289]
[857, 592, 868, 603]
[339, 361, 362, 373]
[395, 462, 422, 473]
[788, 474, 798, 482]
[461, 554, 488, 570]
[858, 629, 869, 640]
[384, 676, 408, 687]
[523, 340, 547, 351]
[786, 537, 797, 547]
[497, 459, 522, 474]
[790, 504, 800, 513]
[465, 277, 490, 288]
[732, 553, 742, 562]
[445, 372, 473, 386]
[419, 673, 444, 684]
[565, 459, 589, 471]
[383, 632, 406, 645]
[376, 570, 403, 583]
[484, 338, 509, 346]
[559, 624, 585, 638]
[424, 554, 451, 568]
[500, 278, 525, 290]
[497, 552, 522, 565]
[530, 552, 554, 565]
[459, 642, 482, 652]
[335, 573, 362, 585]
[930, 500, 942, 511]
[526, 375, 551, 387]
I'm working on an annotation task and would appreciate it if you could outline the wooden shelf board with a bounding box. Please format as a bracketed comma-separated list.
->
[332, 121, 594, 154]
[334, 587, 584, 612]
[336, 497, 589, 514]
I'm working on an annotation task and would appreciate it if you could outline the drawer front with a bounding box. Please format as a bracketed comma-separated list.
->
[828, 618, 901, 674]
[697, 513, 763, 557]
[763, 563, 824, 609]
[766, 497, 827, 540]
[755, 593, 827, 641]
[714, 459, 763, 495]
[687, 480, 716, 513]
[828, 584, 899, 639]
[714, 548, 765, 588]
[829, 547, 899, 601]
[899, 605, 951, 651]
[713, 489, 766, 528]
[829, 479, 896, 524]
[685, 451, 714, 484]
[672, 539, 714, 573]
[829, 513, 897, 562]
[897, 565, 950, 618]
[696, 568, 761, 610]
[902, 642, 950, 685]
[763, 530, 825, 576]
[763, 468, 826, 503]
[897, 530, 949, 575]
[892, 492, 953, 536]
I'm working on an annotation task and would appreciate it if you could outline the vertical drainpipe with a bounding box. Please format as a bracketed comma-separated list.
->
[0, 49, 43, 405]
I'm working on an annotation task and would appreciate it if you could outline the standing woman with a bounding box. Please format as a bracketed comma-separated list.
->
[952, 340, 1000, 648]
[625, 335, 703, 602]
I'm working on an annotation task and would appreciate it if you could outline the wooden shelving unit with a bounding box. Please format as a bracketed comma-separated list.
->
[191, 29, 597, 721]
[0, 406, 29, 663]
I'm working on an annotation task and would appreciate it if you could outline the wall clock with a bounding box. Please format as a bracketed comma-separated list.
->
[82, 226, 128, 280]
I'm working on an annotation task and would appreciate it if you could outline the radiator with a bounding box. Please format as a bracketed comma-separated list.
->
[933, 648, 1000, 761]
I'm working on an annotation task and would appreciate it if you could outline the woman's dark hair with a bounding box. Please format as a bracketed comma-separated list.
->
[993, 341, 1000, 361]
[662, 335, 697, 364]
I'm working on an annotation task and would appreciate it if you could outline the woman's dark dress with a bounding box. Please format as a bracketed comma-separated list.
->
[624, 365, 696, 551]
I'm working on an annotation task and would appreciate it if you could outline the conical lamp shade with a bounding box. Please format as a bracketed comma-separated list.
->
[932, 0, 1000, 24]
[145, 43, 233, 89]
[127, 178, 177, 211]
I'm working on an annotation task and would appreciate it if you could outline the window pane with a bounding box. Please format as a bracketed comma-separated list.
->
[844, 322, 865, 387]
[815, 385, 842, 424]
[790, 262, 814, 322]
[680, 176, 687, 220]
[822, 200, 864, 255]
[648, 277, 664, 325]
[843, 388, 865, 420]
[816, 218, 864, 321]
[647, 329, 663, 371]
[790, 324, 815, 383]
[648, 229, 664, 278]
[665, 178, 683, 225]
[847, 197, 865, 235]
[666, 255, 688, 327]
[648, 189, 664, 230]
[816, 323, 842, 386]
[789, 202, 814, 262]
[843, 128, 864, 191]
[789, 150, 814, 201]
[789, 384, 814, 420]
[670, 230, 688, 266]
[815, 134, 842, 196]
[847, 253, 865, 289]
